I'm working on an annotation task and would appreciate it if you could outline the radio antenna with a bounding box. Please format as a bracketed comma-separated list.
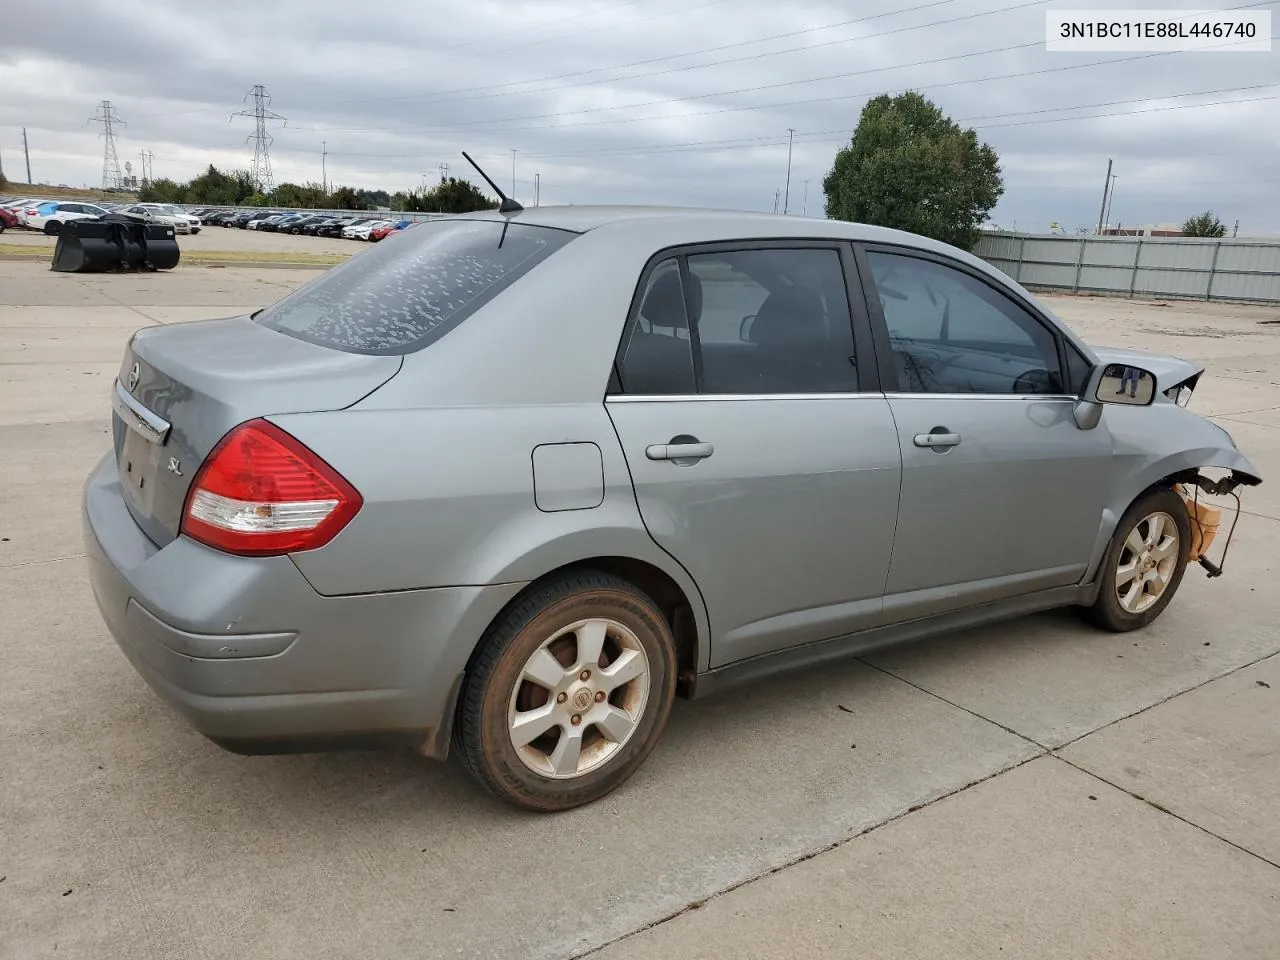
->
[462, 151, 523, 214]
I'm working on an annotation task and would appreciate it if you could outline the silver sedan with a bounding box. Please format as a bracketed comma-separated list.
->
[83, 207, 1262, 811]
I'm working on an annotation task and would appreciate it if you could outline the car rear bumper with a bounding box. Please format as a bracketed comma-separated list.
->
[82, 453, 525, 757]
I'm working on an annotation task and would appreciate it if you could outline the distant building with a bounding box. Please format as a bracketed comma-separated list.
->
[1101, 223, 1183, 238]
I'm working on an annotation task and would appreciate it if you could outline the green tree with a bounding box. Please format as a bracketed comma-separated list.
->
[409, 177, 497, 214]
[328, 186, 367, 210]
[823, 92, 1003, 250]
[274, 181, 329, 209]
[137, 177, 185, 203]
[1181, 210, 1226, 238]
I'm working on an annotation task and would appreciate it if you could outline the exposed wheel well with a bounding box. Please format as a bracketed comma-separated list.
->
[482, 557, 701, 699]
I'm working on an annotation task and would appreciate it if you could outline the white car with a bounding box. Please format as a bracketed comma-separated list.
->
[118, 204, 202, 234]
[22, 200, 111, 235]
[342, 219, 390, 240]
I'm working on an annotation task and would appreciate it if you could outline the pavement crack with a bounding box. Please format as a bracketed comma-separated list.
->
[1051, 754, 1280, 872]
[1, 553, 87, 570]
[857, 658, 1050, 751]
[568, 750, 1047, 959]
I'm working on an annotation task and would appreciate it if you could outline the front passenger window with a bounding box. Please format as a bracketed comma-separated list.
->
[869, 252, 1064, 395]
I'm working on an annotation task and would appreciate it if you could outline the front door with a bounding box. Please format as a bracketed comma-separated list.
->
[606, 245, 901, 667]
[859, 246, 1113, 620]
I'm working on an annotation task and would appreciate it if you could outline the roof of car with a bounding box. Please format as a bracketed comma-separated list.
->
[456, 204, 976, 263]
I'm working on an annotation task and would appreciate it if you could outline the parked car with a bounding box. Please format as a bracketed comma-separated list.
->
[316, 218, 360, 238]
[246, 213, 288, 230]
[115, 204, 202, 234]
[343, 218, 392, 240]
[208, 211, 243, 226]
[263, 214, 309, 233]
[22, 200, 111, 234]
[0, 206, 20, 231]
[300, 217, 341, 236]
[369, 219, 413, 241]
[282, 215, 328, 235]
[81, 209, 1265, 812]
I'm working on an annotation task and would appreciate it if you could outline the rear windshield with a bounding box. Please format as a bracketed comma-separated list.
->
[256, 219, 574, 355]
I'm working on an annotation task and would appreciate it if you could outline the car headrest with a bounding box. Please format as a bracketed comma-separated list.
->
[750, 286, 826, 345]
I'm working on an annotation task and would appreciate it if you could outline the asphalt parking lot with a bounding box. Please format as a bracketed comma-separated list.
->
[2, 260, 1278, 959]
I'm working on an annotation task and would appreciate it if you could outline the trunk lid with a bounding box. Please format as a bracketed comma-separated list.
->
[111, 315, 401, 547]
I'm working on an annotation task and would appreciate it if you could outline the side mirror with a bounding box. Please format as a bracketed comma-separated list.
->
[1074, 362, 1156, 429]
[1093, 363, 1156, 406]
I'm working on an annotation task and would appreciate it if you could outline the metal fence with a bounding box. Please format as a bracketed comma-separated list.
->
[973, 232, 1280, 305]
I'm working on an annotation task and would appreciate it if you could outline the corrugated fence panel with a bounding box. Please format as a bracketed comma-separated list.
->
[973, 232, 1280, 305]
[1138, 242, 1216, 270]
[1018, 262, 1077, 288]
[1215, 243, 1280, 273]
[1077, 266, 1133, 292]
[1083, 241, 1137, 267]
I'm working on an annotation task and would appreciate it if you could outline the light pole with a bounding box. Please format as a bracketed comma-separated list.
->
[321, 140, 327, 195]
[783, 128, 795, 214]
[801, 179, 809, 217]
[511, 149, 518, 196]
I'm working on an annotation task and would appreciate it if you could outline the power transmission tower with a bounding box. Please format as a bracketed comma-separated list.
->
[783, 128, 795, 214]
[138, 149, 155, 186]
[231, 85, 286, 195]
[88, 100, 125, 190]
[438, 162, 449, 183]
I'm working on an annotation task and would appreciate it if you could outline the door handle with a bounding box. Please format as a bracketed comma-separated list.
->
[646, 441, 714, 462]
[913, 431, 961, 449]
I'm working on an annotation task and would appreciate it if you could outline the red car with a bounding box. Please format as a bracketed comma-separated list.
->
[0, 207, 20, 232]
[369, 219, 413, 242]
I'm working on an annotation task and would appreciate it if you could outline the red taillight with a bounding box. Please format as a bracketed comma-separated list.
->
[180, 419, 362, 557]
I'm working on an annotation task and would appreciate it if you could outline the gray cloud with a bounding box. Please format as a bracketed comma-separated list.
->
[2, 0, 1276, 232]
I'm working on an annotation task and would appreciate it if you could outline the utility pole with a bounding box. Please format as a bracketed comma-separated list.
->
[783, 128, 795, 214]
[321, 140, 328, 195]
[231, 85, 286, 196]
[1233, 219, 1239, 237]
[510, 149, 518, 196]
[535, 171, 540, 207]
[773, 188, 780, 214]
[22, 127, 32, 183]
[1095, 158, 1113, 234]
[801, 179, 809, 217]
[88, 100, 125, 191]
[1103, 177, 1117, 232]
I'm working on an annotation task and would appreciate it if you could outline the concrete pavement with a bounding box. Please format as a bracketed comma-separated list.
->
[1, 261, 1277, 959]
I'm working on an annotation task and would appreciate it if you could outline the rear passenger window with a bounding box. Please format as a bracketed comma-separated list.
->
[687, 249, 856, 394]
[615, 248, 858, 396]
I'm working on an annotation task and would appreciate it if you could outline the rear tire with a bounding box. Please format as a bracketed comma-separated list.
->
[1087, 487, 1190, 632]
[44, 220, 62, 236]
[456, 571, 677, 812]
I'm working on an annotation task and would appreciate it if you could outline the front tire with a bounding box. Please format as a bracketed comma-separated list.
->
[456, 571, 677, 812]
[44, 220, 62, 236]
[1087, 487, 1190, 632]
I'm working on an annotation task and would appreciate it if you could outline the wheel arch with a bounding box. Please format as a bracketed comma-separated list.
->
[468, 554, 707, 698]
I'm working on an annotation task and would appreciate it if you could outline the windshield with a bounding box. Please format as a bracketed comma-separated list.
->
[256, 219, 575, 355]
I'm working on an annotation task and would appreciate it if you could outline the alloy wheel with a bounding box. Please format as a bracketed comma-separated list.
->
[506, 617, 650, 779]
[1115, 511, 1180, 614]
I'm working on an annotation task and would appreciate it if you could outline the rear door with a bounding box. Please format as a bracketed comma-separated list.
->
[857, 244, 1113, 619]
[606, 243, 902, 667]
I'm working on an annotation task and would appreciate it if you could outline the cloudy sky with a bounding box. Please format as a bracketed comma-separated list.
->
[2, 0, 1277, 232]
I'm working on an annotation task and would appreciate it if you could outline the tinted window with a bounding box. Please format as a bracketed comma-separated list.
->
[617, 259, 697, 395]
[868, 251, 1064, 395]
[687, 248, 857, 394]
[256, 219, 574, 355]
